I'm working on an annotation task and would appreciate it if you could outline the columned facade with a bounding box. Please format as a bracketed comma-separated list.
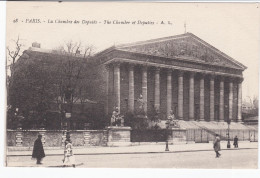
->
[106, 62, 244, 122]
[99, 33, 246, 123]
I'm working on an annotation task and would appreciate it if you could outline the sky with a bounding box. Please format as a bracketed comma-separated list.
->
[6, 2, 260, 101]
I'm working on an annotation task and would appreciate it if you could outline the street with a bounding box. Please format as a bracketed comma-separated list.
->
[7, 148, 258, 169]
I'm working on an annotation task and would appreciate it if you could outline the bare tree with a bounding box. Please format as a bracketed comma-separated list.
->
[53, 40, 95, 129]
[6, 36, 24, 77]
[54, 40, 95, 59]
[6, 36, 25, 114]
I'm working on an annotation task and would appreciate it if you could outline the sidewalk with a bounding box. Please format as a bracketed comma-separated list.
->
[7, 141, 258, 156]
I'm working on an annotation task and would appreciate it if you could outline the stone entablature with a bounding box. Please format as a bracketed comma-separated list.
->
[104, 57, 243, 78]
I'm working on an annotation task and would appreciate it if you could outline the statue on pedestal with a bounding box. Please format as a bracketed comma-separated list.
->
[136, 94, 146, 117]
[111, 107, 124, 126]
[167, 110, 179, 128]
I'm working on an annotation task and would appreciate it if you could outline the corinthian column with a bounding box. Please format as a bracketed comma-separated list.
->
[114, 63, 120, 113]
[219, 76, 225, 122]
[142, 66, 148, 115]
[209, 75, 215, 121]
[229, 78, 234, 121]
[154, 68, 160, 111]
[178, 71, 184, 120]
[105, 64, 110, 115]
[189, 72, 195, 121]
[237, 78, 243, 122]
[128, 64, 134, 113]
[199, 73, 205, 121]
[167, 69, 172, 117]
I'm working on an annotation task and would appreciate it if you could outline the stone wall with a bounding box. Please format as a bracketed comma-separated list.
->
[45, 131, 63, 147]
[89, 130, 108, 146]
[6, 131, 16, 146]
[7, 130, 108, 147]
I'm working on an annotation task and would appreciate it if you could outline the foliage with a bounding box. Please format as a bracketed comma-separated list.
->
[124, 112, 149, 129]
[7, 40, 98, 129]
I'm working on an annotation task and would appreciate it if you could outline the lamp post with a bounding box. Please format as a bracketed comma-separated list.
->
[165, 120, 170, 151]
[227, 119, 231, 148]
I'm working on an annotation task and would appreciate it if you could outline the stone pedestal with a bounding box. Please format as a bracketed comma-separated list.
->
[83, 131, 91, 146]
[169, 128, 187, 144]
[106, 126, 131, 146]
[15, 130, 23, 147]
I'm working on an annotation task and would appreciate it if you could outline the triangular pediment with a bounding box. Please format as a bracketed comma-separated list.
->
[116, 33, 246, 70]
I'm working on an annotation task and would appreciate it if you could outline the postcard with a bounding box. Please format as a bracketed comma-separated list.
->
[5, 1, 259, 169]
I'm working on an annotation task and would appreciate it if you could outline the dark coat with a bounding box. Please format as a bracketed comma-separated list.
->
[213, 136, 221, 152]
[32, 138, 45, 159]
[233, 137, 238, 145]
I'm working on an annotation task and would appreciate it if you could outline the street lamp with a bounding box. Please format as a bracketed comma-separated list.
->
[165, 120, 170, 151]
[227, 119, 231, 148]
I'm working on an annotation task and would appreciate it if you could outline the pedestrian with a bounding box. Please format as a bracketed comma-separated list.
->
[213, 134, 221, 158]
[233, 136, 238, 148]
[63, 140, 76, 168]
[32, 134, 45, 164]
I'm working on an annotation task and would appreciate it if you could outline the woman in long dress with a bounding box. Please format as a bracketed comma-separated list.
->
[63, 140, 76, 168]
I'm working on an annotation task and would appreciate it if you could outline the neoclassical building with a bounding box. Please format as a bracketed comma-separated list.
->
[93, 33, 246, 123]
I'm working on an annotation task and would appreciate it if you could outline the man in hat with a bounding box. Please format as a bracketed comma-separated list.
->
[32, 134, 45, 164]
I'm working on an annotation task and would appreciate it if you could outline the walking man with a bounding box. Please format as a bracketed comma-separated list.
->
[213, 134, 221, 158]
[233, 136, 238, 148]
[32, 134, 45, 164]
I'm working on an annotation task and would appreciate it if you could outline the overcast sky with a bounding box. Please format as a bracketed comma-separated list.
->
[6, 2, 260, 101]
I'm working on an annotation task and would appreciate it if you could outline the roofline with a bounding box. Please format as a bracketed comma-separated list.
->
[25, 47, 89, 59]
[97, 32, 247, 70]
[94, 34, 190, 58]
[187, 33, 247, 70]
[94, 46, 116, 57]
[115, 33, 190, 48]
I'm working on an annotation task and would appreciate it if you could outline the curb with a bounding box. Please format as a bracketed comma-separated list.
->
[6, 147, 257, 157]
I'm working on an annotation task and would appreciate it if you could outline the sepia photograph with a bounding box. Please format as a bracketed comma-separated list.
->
[4, 1, 259, 169]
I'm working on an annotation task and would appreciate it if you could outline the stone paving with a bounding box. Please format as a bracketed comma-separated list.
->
[7, 141, 258, 156]
[6, 144, 258, 168]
